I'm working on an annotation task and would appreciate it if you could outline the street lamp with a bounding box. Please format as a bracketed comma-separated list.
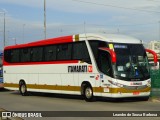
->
[3, 12, 5, 47]
[12, 38, 17, 45]
[23, 24, 25, 43]
[0, 10, 6, 48]
[44, 0, 47, 39]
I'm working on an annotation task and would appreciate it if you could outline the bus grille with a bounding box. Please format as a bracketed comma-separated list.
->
[123, 85, 148, 90]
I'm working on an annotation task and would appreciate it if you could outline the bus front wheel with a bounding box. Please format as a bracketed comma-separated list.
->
[19, 81, 28, 96]
[83, 85, 94, 102]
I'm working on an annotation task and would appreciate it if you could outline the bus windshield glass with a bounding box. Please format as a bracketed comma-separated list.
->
[112, 43, 150, 81]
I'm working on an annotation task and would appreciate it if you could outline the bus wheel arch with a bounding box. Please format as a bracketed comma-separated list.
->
[19, 80, 28, 96]
[81, 81, 95, 102]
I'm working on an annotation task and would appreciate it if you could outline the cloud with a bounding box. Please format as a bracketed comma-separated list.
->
[0, 0, 160, 49]
[0, 0, 43, 8]
[1, 0, 160, 13]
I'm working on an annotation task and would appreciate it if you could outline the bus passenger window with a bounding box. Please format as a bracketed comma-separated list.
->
[73, 42, 91, 64]
[20, 48, 30, 62]
[10, 49, 20, 63]
[4, 50, 11, 63]
[31, 47, 43, 62]
[44, 45, 57, 61]
[57, 44, 72, 60]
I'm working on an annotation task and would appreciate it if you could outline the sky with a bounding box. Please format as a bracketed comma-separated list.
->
[0, 0, 160, 49]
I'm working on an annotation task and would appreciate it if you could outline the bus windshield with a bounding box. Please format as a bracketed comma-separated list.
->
[112, 44, 150, 81]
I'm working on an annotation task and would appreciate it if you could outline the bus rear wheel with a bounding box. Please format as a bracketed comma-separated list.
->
[83, 85, 94, 102]
[19, 81, 28, 96]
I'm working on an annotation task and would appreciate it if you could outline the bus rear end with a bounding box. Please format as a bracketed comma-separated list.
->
[0, 52, 3, 88]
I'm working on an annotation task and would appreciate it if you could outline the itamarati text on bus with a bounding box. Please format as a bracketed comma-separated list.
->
[3, 33, 158, 101]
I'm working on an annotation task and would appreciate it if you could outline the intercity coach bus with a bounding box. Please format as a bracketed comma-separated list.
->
[3, 33, 158, 101]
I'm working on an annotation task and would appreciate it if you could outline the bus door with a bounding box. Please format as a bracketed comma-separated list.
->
[98, 48, 116, 95]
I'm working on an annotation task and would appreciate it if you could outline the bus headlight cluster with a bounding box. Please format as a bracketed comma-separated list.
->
[147, 80, 151, 87]
[108, 80, 124, 88]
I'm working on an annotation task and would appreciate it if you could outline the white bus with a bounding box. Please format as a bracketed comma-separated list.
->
[3, 33, 158, 101]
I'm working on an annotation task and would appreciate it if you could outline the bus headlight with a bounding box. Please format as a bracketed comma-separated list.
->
[108, 80, 124, 88]
[147, 80, 151, 87]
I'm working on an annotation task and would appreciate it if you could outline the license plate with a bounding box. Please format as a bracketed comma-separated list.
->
[133, 91, 140, 95]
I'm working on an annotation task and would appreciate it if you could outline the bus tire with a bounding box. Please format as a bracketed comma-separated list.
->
[19, 81, 28, 96]
[83, 84, 94, 102]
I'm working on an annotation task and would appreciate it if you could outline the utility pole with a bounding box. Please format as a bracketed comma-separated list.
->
[3, 11, 6, 47]
[159, 21, 160, 41]
[12, 38, 16, 45]
[23, 24, 25, 43]
[84, 21, 86, 33]
[44, 0, 47, 39]
[0, 10, 6, 48]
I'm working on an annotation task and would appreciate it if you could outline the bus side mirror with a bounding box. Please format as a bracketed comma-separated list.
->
[146, 49, 158, 66]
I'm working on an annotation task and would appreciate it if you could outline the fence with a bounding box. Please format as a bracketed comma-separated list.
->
[150, 69, 160, 97]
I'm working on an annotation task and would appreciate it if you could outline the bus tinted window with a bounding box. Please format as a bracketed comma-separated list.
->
[57, 44, 72, 60]
[89, 41, 112, 76]
[31, 47, 43, 62]
[44, 45, 57, 61]
[4, 50, 11, 63]
[4, 41, 91, 63]
[89, 41, 107, 60]
[73, 42, 91, 63]
[20, 48, 30, 62]
[11, 49, 20, 63]
[98, 50, 112, 76]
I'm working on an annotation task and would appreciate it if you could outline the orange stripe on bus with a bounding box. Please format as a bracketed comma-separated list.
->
[4, 83, 150, 93]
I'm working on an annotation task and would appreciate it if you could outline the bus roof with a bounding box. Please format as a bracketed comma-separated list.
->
[77, 33, 142, 44]
[5, 33, 142, 49]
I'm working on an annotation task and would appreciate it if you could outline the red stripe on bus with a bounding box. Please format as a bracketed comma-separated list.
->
[5, 35, 73, 50]
[3, 60, 79, 66]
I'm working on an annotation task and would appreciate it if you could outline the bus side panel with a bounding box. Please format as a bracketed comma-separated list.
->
[38, 73, 62, 94]
[74, 73, 80, 95]
[61, 74, 75, 94]
[27, 74, 39, 92]
[3, 66, 19, 90]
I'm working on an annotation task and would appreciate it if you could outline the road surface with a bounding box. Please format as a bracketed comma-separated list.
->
[0, 89, 160, 120]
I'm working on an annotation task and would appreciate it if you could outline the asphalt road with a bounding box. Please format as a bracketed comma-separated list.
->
[0, 89, 160, 120]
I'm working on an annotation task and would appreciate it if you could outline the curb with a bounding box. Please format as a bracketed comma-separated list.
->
[149, 97, 160, 102]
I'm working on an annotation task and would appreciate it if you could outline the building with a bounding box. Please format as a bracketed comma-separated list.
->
[148, 40, 160, 54]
